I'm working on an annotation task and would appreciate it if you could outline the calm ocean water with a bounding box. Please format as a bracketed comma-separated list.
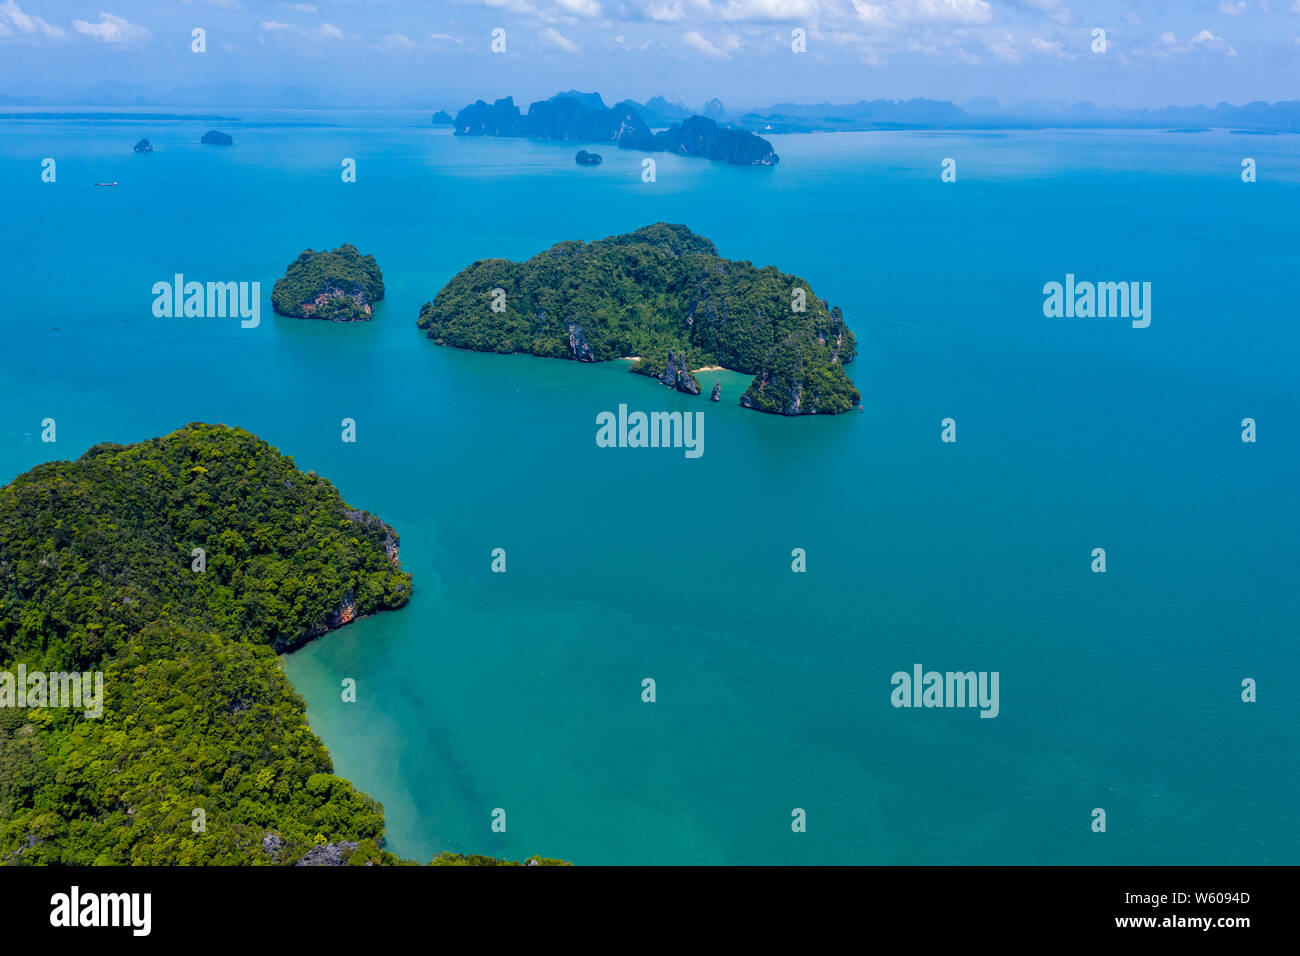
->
[1, 110, 1296, 864]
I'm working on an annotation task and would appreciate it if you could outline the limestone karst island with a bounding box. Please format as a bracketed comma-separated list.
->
[417, 223, 860, 415]
[451, 90, 780, 167]
[271, 244, 385, 322]
[0, 424, 567, 866]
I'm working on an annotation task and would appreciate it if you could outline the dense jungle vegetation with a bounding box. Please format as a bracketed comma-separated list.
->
[417, 223, 861, 415]
[0, 424, 492, 864]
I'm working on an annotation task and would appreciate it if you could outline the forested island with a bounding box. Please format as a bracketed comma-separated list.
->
[200, 129, 233, 145]
[271, 244, 385, 321]
[0, 424, 566, 865]
[575, 150, 602, 165]
[417, 223, 860, 415]
[452, 92, 779, 166]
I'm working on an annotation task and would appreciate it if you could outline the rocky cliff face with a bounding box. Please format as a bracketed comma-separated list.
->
[661, 350, 701, 395]
[739, 332, 860, 415]
[300, 285, 374, 320]
[326, 587, 357, 628]
[296, 841, 363, 866]
[455, 93, 655, 148]
[270, 509, 405, 653]
[262, 833, 284, 858]
[641, 116, 779, 166]
[529, 95, 652, 144]
[568, 323, 595, 361]
[454, 96, 524, 136]
[741, 373, 804, 415]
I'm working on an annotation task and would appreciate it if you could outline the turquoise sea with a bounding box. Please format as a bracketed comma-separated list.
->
[1, 110, 1296, 864]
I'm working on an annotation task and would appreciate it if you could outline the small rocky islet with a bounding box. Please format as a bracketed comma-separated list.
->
[575, 149, 603, 165]
[271, 244, 385, 322]
[200, 129, 233, 145]
[417, 222, 860, 415]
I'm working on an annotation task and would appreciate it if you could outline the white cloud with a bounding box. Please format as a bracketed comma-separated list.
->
[540, 26, 579, 51]
[1, 1, 65, 38]
[380, 32, 417, 50]
[288, 2, 317, 10]
[683, 30, 741, 58]
[555, 0, 602, 16]
[714, 0, 823, 20]
[854, 0, 992, 26]
[1217, 1, 1246, 13]
[853, 1, 888, 23]
[626, 0, 826, 23]
[820, 28, 866, 45]
[646, 2, 687, 21]
[72, 12, 149, 44]
[260, 21, 292, 31]
[1189, 27, 1237, 54]
[1029, 36, 1071, 58]
[1152, 28, 1238, 57]
[316, 22, 345, 40]
[986, 32, 1021, 62]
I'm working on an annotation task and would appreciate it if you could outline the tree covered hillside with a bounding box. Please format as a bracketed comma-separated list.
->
[0, 423, 410, 670]
[417, 223, 861, 415]
[271, 244, 385, 322]
[0, 424, 410, 864]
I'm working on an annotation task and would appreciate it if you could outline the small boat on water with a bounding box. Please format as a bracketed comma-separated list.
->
[94, 181, 118, 187]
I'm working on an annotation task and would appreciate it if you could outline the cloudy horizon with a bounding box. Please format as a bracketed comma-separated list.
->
[0, 1, 1296, 112]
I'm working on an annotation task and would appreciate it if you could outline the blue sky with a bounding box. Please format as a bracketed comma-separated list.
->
[1, 1, 1296, 109]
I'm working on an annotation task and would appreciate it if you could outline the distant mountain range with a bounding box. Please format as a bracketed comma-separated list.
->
[452, 91, 1300, 135]
[0, 81, 340, 109]
[4, 81, 1299, 134]
[734, 97, 1300, 133]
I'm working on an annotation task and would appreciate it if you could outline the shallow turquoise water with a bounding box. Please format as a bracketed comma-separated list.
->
[1, 112, 1296, 864]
